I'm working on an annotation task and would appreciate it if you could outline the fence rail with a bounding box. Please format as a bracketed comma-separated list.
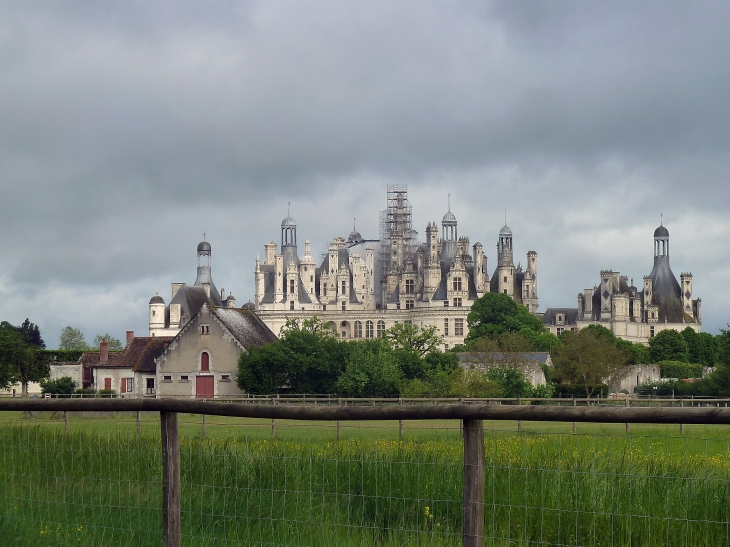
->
[2, 398, 729, 546]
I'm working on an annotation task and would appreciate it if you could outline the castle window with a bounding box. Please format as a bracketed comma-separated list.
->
[310, 276, 313, 282]
[289, 279, 295, 293]
[453, 298, 462, 307]
[354, 321, 363, 338]
[152, 310, 156, 316]
[405, 279, 414, 294]
[365, 321, 374, 339]
[503, 289, 508, 294]
[557, 328, 564, 336]
[454, 318, 464, 337]
[444, 319, 449, 336]
[162, 375, 172, 383]
[290, 301, 295, 310]
[322, 305, 326, 311]
[405, 299, 414, 309]
[444, 301, 449, 307]
[200, 352, 210, 372]
[220, 375, 231, 382]
[341, 281, 346, 294]
[503, 276, 507, 283]
[396, 302, 401, 310]
[179, 375, 189, 383]
[650, 326, 655, 338]
[377, 320, 386, 337]
[453, 277, 462, 291]
[200, 325, 209, 335]
[341, 302, 346, 311]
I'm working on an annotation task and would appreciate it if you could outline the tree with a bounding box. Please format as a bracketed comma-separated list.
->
[0, 324, 19, 390]
[384, 323, 443, 358]
[648, 329, 689, 363]
[552, 328, 631, 398]
[59, 326, 91, 351]
[237, 316, 349, 394]
[336, 340, 403, 397]
[17, 318, 45, 348]
[93, 334, 123, 351]
[465, 293, 560, 351]
[40, 376, 76, 396]
[0, 321, 49, 396]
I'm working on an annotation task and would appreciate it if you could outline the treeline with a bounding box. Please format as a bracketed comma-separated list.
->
[238, 293, 730, 399]
[237, 316, 550, 398]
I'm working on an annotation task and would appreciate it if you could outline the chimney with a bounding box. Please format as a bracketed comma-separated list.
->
[100, 339, 109, 362]
[126, 331, 134, 347]
[202, 283, 210, 297]
[221, 288, 226, 299]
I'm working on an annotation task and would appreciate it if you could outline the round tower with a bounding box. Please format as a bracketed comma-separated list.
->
[149, 294, 165, 334]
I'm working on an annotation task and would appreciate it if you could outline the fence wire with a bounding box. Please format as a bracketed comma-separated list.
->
[0, 411, 729, 546]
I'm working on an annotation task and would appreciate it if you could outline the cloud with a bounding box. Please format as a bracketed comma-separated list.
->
[1, 0, 729, 344]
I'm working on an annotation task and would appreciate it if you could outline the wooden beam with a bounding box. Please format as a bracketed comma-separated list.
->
[1, 398, 730, 424]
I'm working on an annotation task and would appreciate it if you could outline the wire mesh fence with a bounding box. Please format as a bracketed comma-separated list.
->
[0, 400, 729, 546]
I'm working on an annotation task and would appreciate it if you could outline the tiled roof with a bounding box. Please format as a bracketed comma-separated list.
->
[81, 337, 173, 371]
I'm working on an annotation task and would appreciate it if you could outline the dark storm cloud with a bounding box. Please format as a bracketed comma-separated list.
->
[1, 0, 729, 343]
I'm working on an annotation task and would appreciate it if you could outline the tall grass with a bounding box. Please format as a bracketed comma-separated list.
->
[0, 419, 729, 546]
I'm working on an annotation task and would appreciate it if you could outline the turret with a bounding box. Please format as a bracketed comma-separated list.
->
[149, 294, 165, 334]
[680, 273, 693, 315]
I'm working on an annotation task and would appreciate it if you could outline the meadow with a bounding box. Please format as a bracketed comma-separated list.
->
[0, 411, 729, 546]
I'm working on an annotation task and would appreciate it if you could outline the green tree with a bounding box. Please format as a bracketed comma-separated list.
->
[40, 376, 77, 396]
[385, 323, 443, 358]
[59, 326, 91, 351]
[336, 340, 402, 397]
[17, 318, 45, 348]
[465, 293, 560, 351]
[552, 328, 631, 398]
[648, 329, 689, 363]
[0, 321, 49, 396]
[237, 317, 349, 394]
[93, 334, 123, 351]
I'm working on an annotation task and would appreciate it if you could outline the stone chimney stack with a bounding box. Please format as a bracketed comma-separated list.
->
[126, 331, 134, 347]
[100, 339, 109, 363]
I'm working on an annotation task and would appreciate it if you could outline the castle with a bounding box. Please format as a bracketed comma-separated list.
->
[542, 222, 701, 342]
[253, 186, 538, 347]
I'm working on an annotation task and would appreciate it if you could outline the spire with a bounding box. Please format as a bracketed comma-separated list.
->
[448, 193, 451, 212]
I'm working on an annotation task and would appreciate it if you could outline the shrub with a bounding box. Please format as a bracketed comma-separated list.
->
[659, 361, 703, 379]
[39, 376, 76, 396]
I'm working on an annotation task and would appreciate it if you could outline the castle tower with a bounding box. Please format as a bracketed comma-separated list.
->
[648, 222, 684, 323]
[149, 294, 165, 333]
[599, 270, 613, 321]
[522, 250, 539, 312]
[299, 240, 317, 299]
[440, 206, 458, 262]
[680, 273, 693, 315]
[496, 225, 514, 296]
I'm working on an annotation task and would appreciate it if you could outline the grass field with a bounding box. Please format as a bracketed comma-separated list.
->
[0, 411, 729, 546]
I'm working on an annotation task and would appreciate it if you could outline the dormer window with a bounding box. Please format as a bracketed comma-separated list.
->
[453, 278, 462, 291]
[200, 325, 209, 335]
[405, 279, 414, 294]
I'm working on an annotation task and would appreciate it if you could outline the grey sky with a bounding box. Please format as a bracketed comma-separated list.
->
[1, 1, 728, 346]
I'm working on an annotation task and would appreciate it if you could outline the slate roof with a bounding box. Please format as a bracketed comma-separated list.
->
[459, 352, 552, 366]
[210, 307, 278, 348]
[542, 308, 580, 325]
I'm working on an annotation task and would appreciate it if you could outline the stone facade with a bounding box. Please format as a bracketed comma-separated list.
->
[543, 224, 701, 344]
[154, 304, 277, 398]
[254, 187, 539, 348]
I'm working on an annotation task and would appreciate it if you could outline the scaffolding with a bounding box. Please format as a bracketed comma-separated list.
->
[378, 185, 419, 280]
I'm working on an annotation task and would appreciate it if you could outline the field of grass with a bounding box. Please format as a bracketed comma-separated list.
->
[0, 412, 729, 546]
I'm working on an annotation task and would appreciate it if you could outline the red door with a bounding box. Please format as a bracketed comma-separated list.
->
[196, 376, 214, 399]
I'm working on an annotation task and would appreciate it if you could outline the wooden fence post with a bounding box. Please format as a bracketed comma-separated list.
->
[63, 410, 69, 435]
[398, 398, 404, 439]
[625, 398, 630, 433]
[572, 398, 577, 434]
[517, 398, 522, 433]
[462, 419, 484, 547]
[337, 398, 341, 440]
[160, 412, 181, 547]
[202, 414, 207, 438]
[136, 411, 141, 436]
[680, 399, 684, 434]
